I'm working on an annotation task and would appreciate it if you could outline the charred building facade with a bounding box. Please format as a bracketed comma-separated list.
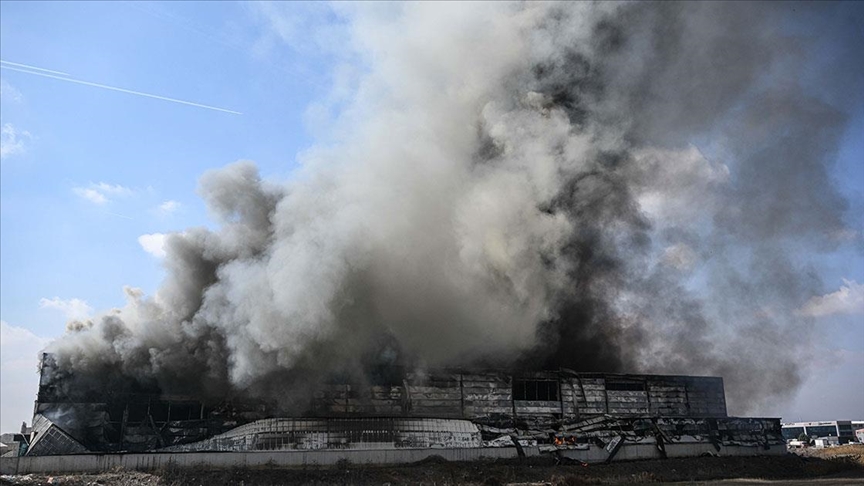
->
[23, 354, 783, 459]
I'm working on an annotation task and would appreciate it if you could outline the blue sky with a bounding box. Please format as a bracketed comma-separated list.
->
[0, 1, 329, 430]
[1, 2, 862, 432]
[1, 1, 319, 318]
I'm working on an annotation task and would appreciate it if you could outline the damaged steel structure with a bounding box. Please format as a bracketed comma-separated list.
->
[22, 354, 785, 463]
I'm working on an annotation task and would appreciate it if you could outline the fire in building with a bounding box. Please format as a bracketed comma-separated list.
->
[6, 1, 856, 474]
[13, 353, 784, 465]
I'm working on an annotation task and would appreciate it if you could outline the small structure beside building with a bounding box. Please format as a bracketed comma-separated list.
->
[813, 436, 840, 449]
[0, 423, 33, 458]
[786, 439, 806, 449]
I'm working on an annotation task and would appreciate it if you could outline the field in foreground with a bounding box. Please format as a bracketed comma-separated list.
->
[2, 445, 863, 486]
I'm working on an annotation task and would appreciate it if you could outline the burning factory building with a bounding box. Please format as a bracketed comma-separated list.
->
[24, 354, 783, 462]
[3, 0, 859, 474]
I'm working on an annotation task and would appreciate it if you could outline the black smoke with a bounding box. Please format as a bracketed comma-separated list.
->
[46, 2, 863, 414]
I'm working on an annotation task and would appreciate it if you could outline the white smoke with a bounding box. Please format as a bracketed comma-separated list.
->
[46, 2, 862, 414]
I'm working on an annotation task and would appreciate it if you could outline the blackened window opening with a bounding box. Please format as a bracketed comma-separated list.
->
[605, 381, 645, 392]
[513, 379, 558, 401]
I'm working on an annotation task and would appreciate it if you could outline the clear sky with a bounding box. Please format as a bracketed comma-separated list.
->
[1, 2, 862, 433]
[0, 1, 330, 432]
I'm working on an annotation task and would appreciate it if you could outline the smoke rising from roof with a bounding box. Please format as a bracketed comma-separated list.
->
[47, 2, 862, 414]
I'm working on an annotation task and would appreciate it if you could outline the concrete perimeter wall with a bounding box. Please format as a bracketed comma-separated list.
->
[1, 443, 786, 475]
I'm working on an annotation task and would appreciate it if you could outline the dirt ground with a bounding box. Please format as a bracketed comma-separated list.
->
[793, 444, 864, 464]
[3, 445, 863, 486]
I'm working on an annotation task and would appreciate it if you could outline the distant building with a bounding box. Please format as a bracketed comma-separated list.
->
[781, 421, 856, 444]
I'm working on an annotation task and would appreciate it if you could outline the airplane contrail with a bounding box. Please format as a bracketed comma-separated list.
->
[0, 63, 242, 115]
[0, 59, 71, 76]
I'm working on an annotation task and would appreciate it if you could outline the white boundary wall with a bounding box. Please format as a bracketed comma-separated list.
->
[1, 443, 785, 475]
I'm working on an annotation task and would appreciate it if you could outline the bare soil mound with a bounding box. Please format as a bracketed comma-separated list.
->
[2, 450, 863, 485]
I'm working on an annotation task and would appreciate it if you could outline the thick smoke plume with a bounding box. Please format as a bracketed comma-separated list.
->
[47, 2, 862, 414]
